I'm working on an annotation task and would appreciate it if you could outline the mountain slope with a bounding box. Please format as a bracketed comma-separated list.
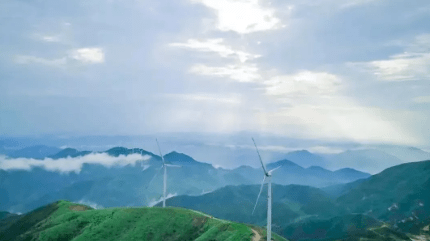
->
[0, 200, 286, 241]
[376, 145, 430, 163]
[323, 149, 404, 174]
[281, 214, 411, 241]
[0, 146, 369, 213]
[321, 178, 368, 199]
[265, 159, 370, 187]
[162, 184, 346, 228]
[7, 145, 61, 159]
[337, 160, 430, 226]
[0, 211, 13, 220]
[283, 150, 327, 168]
[49, 148, 92, 159]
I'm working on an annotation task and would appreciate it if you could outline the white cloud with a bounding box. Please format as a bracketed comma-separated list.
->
[363, 53, 430, 81]
[0, 153, 151, 173]
[32, 32, 63, 43]
[40, 35, 61, 42]
[14, 55, 67, 67]
[351, 34, 430, 81]
[413, 96, 430, 103]
[191, 0, 281, 34]
[256, 70, 421, 145]
[190, 63, 260, 82]
[264, 71, 342, 97]
[70, 48, 105, 64]
[169, 38, 260, 63]
[14, 47, 105, 67]
[165, 93, 242, 104]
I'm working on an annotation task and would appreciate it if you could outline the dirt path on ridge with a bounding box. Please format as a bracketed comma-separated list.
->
[251, 229, 261, 241]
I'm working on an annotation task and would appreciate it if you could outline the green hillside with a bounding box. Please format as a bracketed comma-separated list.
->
[0, 200, 287, 241]
[162, 184, 346, 229]
[278, 160, 430, 240]
[281, 214, 411, 241]
[0, 211, 15, 220]
[337, 160, 430, 223]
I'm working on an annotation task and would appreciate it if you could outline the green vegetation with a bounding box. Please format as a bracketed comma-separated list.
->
[281, 214, 411, 241]
[337, 160, 430, 223]
[0, 211, 14, 220]
[164, 184, 345, 227]
[0, 200, 287, 241]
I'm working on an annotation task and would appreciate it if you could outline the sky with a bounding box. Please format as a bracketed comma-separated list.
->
[1, 0, 430, 150]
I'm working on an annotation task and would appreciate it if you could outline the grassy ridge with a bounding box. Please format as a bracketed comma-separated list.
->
[0, 200, 287, 241]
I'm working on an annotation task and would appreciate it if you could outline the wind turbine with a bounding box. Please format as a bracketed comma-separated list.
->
[251, 138, 281, 241]
[147, 139, 180, 208]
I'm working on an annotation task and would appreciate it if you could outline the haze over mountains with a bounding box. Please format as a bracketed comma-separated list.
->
[2, 137, 430, 240]
[164, 160, 430, 240]
[0, 146, 370, 213]
[2, 156, 430, 240]
[2, 135, 429, 173]
[1, 138, 430, 240]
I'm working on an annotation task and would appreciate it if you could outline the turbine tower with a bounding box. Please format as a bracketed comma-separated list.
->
[155, 139, 180, 208]
[251, 138, 281, 241]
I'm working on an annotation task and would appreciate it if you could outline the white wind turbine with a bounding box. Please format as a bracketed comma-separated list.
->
[251, 138, 281, 241]
[146, 139, 180, 208]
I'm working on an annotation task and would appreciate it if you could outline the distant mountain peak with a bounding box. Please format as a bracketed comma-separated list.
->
[165, 151, 197, 163]
[105, 147, 155, 157]
[106, 146, 128, 152]
[268, 159, 302, 168]
[60, 147, 79, 152]
[307, 166, 327, 171]
[49, 148, 91, 159]
[283, 149, 326, 168]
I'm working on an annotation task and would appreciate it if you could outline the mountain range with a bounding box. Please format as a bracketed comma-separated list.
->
[162, 159, 430, 240]
[0, 146, 370, 213]
[3, 140, 430, 173]
[2, 159, 430, 240]
[1, 144, 430, 240]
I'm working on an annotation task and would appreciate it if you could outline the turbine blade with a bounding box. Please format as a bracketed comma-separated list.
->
[252, 138, 268, 175]
[268, 165, 282, 175]
[145, 166, 163, 189]
[156, 138, 165, 165]
[165, 164, 181, 168]
[252, 175, 266, 215]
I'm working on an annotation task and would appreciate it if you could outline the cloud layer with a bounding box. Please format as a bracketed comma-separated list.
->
[170, 38, 260, 63]
[191, 0, 282, 34]
[0, 153, 151, 173]
[1, 0, 430, 148]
